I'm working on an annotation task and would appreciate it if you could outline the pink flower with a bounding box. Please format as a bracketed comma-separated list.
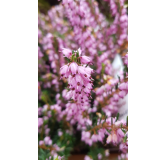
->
[69, 62, 78, 75]
[84, 155, 92, 160]
[119, 142, 128, 153]
[105, 150, 109, 157]
[98, 153, 102, 160]
[112, 133, 118, 144]
[77, 66, 89, 76]
[119, 82, 127, 91]
[107, 133, 118, 145]
[48, 139, 52, 145]
[117, 129, 125, 140]
[106, 134, 112, 143]
[60, 65, 69, 78]
[58, 130, 63, 136]
[119, 90, 127, 98]
[44, 136, 51, 145]
[113, 94, 119, 101]
[91, 134, 98, 142]
[80, 56, 91, 64]
[84, 67, 94, 74]
[39, 140, 44, 146]
[75, 74, 82, 83]
[45, 128, 50, 135]
[61, 48, 72, 58]
[38, 118, 43, 128]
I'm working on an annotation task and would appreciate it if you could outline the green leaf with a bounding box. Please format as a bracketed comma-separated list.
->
[74, 57, 77, 62]
[76, 51, 79, 58]
[101, 63, 105, 75]
[65, 57, 71, 63]
[115, 83, 118, 90]
[126, 116, 128, 127]
[71, 54, 74, 61]
[123, 65, 128, 73]
[116, 113, 119, 122]
[121, 129, 126, 133]
[106, 128, 112, 133]
[123, 135, 127, 142]
[98, 51, 102, 56]
[123, 72, 126, 78]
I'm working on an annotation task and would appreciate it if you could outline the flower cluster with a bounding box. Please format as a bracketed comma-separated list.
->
[60, 48, 94, 101]
[59, 48, 95, 127]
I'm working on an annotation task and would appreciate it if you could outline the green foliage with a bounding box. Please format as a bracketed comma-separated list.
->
[98, 51, 103, 56]
[88, 146, 105, 160]
[41, 90, 51, 104]
[38, 0, 50, 14]
[123, 135, 127, 143]
[101, 63, 105, 75]
[51, 129, 76, 160]
[123, 65, 128, 73]
[38, 148, 51, 160]
[65, 57, 71, 63]
[76, 51, 79, 58]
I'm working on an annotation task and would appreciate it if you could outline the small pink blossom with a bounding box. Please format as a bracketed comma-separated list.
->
[98, 153, 102, 160]
[61, 48, 72, 58]
[69, 62, 78, 75]
[80, 56, 91, 64]
[60, 65, 69, 78]
[39, 140, 44, 146]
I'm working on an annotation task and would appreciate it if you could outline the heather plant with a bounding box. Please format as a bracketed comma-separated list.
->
[38, 0, 128, 160]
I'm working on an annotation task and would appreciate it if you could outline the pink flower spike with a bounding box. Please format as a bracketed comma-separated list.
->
[61, 48, 72, 58]
[80, 56, 91, 64]
[69, 62, 78, 75]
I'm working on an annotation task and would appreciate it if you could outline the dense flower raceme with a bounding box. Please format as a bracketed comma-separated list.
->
[59, 48, 95, 127]
[60, 48, 94, 101]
